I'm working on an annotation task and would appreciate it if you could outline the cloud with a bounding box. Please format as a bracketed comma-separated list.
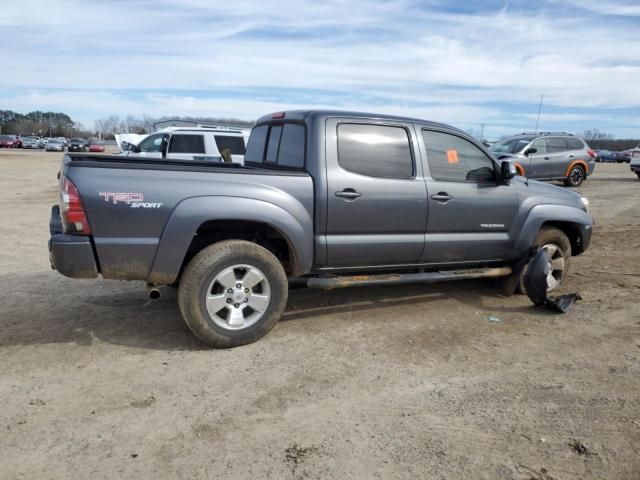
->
[1, 0, 639, 137]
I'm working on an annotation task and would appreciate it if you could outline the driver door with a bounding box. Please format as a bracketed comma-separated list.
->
[420, 129, 519, 264]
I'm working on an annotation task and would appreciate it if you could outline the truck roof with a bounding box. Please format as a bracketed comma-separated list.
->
[255, 109, 462, 134]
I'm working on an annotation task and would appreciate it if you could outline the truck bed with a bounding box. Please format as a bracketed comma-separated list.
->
[61, 154, 315, 282]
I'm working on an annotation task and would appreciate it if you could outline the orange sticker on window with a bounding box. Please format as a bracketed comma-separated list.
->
[447, 149, 459, 163]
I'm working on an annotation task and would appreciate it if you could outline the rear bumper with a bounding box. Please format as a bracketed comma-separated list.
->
[49, 205, 99, 279]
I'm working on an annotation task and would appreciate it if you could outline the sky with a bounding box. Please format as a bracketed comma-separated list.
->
[1, 0, 640, 139]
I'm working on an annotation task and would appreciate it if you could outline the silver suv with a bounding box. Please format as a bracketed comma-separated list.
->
[490, 132, 596, 187]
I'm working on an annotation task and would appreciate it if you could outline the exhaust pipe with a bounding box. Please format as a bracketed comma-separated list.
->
[146, 284, 161, 300]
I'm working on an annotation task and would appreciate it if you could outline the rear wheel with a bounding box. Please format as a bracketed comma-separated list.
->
[518, 227, 571, 294]
[178, 240, 288, 348]
[564, 165, 585, 187]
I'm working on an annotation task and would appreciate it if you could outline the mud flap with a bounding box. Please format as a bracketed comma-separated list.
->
[523, 248, 582, 313]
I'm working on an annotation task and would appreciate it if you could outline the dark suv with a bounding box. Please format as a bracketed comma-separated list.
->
[490, 132, 596, 187]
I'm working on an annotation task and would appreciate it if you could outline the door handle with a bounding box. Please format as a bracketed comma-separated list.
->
[335, 188, 362, 199]
[544, 156, 551, 160]
[568, 154, 575, 158]
[430, 192, 453, 202]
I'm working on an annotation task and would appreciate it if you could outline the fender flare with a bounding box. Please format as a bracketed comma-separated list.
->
[511, 204, 593, 258]
[147, 196, 313, 284]
[513, 162, 525, 176]
[564, 159, 589, 177]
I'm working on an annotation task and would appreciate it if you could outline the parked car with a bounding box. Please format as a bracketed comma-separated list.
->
[48, 110, 593, 347]
[595, 150, 616, 163]
[126, 126, 248, 163]
[88, 141, 106, 153]
[22, 136, 40, 149]
[490, 132, 596, 187]
[45, 139, 65, 152]
[56, 137, 68, 146]
[630, 154, 640, 179]
[0, 135, 19, 148]
[616, 150, 636, 163]
[68, 138, 87, 152]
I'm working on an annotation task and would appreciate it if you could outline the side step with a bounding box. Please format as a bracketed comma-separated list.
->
[305, 267, 512, 289]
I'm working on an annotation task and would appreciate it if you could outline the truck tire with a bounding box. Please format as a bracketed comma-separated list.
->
[564, 165, 585, 187]
[518, 227, 571, 294]
[178, 240, 288, 348]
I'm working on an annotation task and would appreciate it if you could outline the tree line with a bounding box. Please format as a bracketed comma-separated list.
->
[0, 110, 86, 137]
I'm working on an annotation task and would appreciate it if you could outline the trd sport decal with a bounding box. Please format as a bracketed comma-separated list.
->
[99, 192, 163, 209]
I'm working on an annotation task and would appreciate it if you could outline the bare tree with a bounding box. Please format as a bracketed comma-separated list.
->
[581, 129, 614, 142]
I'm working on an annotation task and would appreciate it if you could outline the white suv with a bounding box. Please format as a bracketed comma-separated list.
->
[128, 126, 249, 163]
[630, 145, 640, 180]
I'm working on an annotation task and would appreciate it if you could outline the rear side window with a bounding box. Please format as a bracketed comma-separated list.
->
[214, 135, 246, 155]
[245, 125, 269, 162]
[423, 130, 496, 183]
[566, 137, 584, 150]
[337, 123, 413, 178]
[169, 134, 205, 154]
[547, 137, 568, 153]
[244, 123, 306, 169]
[278, 124, 306, 168]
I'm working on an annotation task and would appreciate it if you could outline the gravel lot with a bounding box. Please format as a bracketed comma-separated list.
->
[1, 149, 639, 479]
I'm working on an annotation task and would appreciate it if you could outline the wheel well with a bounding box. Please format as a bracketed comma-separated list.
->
[180, 220, 294, 276]
[540, 221, 584, 255]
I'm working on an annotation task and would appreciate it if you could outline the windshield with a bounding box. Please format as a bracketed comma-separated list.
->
[490, 137, 532, 154]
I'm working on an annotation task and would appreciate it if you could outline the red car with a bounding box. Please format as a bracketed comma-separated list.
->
[89, 142, 106, 153]
[0, 135, 22, 148]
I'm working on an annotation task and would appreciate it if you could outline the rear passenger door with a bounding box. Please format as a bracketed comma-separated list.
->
[166, 134, 206, 160]
[324, 119, 428, 268]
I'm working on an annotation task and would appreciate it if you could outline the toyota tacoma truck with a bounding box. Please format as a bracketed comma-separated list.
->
[49, 110, 593, 347]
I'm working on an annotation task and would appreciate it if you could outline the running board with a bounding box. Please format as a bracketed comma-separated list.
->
[305, 267, 512, 289]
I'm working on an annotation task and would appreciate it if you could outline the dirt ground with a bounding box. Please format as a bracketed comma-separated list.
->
[1, 149, 639, 480]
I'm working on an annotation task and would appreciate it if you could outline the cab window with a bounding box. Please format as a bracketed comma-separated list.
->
[547, 137, 568, 153]
[137, 134, 165, 153]
[423, 130, 496, 183]
[532, 138, 548, 154]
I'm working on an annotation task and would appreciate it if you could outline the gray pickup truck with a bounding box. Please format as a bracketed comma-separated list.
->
[49, 110, 593, 347]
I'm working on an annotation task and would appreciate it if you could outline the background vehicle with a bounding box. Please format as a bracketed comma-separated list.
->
[88, 140, 105, 153]
[616, 150, 635, 163]
[595, 150, 616, 163]
[68, 138, 86, 152]
[631, 155, 640, 179]
[0, 135, 21, 148]
[490, 132, 596, 187]
[49, 110, 593, 347]
[22, 136, 40, 149]
[45, 139, 65, 151]
[127, 126, 248, 163]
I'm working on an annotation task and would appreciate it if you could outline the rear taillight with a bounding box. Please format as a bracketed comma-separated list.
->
[587, 149, 596, 159]
[60, 176, 92, 235]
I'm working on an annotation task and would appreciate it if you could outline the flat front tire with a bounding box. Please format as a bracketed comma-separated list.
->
[178, 240, 288, 348]
[518, 227, 572, 294]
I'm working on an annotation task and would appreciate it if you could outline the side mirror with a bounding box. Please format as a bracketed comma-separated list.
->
[523, 147, 537, 156]
[501, 160, 517, 180]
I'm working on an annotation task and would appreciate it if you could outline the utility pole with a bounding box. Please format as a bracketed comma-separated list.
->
[534, 93, 544, 133]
